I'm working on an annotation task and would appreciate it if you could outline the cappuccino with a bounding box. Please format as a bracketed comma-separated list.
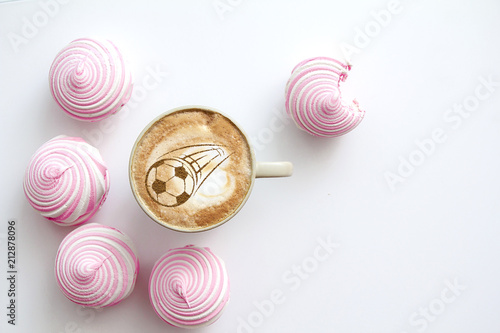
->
[130, 108, 253, 231]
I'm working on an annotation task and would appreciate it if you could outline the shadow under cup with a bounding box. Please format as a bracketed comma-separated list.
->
[129, 106, 293, 232]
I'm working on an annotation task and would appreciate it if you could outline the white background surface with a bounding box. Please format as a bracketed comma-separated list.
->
[1, 0, 500, 332]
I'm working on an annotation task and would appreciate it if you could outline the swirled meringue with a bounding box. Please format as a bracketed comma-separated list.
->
[23, 136, 109, 226]
[49, 37, 133, 122]
[285, 57, 365, 137]
[149, 245, 230, 328]
[55, 223, 139, 308]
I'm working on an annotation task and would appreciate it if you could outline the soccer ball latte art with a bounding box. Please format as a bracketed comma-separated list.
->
[146, 159, 195, 207]
[145, 144, 231, 207]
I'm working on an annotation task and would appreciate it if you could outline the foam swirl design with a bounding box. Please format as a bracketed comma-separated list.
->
[149, 245, 230, 328]
[49, 38, 133, 122]
[23, 136, 109, 226]
[55, 223, 139, 308]
[285, 57, 365, 137]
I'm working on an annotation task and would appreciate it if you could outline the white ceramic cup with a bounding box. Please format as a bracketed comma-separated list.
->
[129, 105, 292, 232]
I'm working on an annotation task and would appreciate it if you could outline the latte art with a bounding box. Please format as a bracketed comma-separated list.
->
[145, 144, 232, 207]
[195, 168, 236, 205]
[130, 108, 253, 231]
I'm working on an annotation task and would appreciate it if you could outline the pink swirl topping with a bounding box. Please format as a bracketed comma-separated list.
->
[149, 245, 230, 328]
[23, 136, 109, 226]
[49, 38, 133, 122]
[55, 223, 139, 308]
[285, 57, 365, 137]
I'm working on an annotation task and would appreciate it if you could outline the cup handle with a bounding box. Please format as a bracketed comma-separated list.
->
[255, 162, 293, 178]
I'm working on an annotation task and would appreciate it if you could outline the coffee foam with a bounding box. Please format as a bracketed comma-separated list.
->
[130, 109, 253, 231]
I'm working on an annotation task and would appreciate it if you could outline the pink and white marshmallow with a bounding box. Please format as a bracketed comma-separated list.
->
[49, 38, 133, 122]
[285, 57, 365, 137]
[55, 223, 139, 308]
[149, 245, 230, 328]
[23, 136, 109, 226]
